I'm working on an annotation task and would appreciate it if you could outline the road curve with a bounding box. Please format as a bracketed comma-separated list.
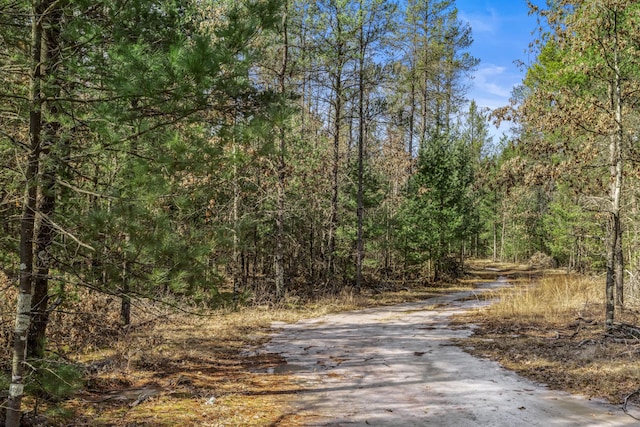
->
[261, 278, 637, 426]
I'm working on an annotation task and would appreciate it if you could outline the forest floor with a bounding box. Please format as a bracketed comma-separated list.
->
[17, 261, 640, 425]
[41, 277, 476, 426]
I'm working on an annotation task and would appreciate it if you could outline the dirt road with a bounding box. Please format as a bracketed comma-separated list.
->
[262, 278, 637, 426]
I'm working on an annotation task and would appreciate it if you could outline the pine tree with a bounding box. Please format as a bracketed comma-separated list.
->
[2, 0, 282, 421]
[521, 0, 640, 327]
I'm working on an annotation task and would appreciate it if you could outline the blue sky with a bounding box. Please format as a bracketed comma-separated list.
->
[456, 0, 541, 139]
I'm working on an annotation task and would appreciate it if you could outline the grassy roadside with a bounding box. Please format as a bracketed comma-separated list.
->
[8, 262, 637, 425]
[455, 271, 640, 406]
[28, 278, 478, 426]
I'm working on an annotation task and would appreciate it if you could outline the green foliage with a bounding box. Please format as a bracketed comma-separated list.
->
[542, 185, 603, 271]
[0, 371, 9, 396]
[345, 161, 386, 212]
[397, 131, 476, 275]
[26, 360, 84, 402]
[526, 41, 587, 90]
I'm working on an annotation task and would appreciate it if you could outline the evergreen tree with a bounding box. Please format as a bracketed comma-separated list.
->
[398, 129, 474, 280]
[460, 101, 492, 257]
[2, 0, 282, 422]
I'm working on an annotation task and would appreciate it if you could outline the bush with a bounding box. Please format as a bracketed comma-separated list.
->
[27, 360, 84, 402]
[529, 251, 555, 268]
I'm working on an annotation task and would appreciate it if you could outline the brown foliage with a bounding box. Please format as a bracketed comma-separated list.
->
[0, 279, 136, 371]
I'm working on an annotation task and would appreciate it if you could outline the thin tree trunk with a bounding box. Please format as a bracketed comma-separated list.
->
[6, 2, 45, 424]
[28, 0, 62, 360]
[384, 207, 391, 276]
[408, 76, 416, 171]
[615, 223, 624, 308]
[355, 1, 365, 294]
[613, 20, 624, 309]
[327, 68, 343, 288]
[407, 15, 418, 169]
[120, 268, 131, 325]
[120, 234, 131, 325]
[606, 121, 622, 328]
[232, 142, 240, 305]
[30, 166, 55, 357]
[492, 221, 497, 262]
[419, 6, 430, 151]
[607, 12, 624, 325]
[274, 2, 289, 299]
[500, 209, 506, 262]
[606, 218, 617, 329]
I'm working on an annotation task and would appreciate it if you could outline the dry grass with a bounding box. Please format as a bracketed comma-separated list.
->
[61, 282, 474, 427]
[482, 273, 601, 325]
[0, 271, 471, 426]
[10, 264, 640, 425]
[458, 272, 640, 405]
[48, 307, 316, 426]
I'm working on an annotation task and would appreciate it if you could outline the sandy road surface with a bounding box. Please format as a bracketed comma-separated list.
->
[261, 278, 638, 426]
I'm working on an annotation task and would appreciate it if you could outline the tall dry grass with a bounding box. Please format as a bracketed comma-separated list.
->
[484, 274, 603, 325]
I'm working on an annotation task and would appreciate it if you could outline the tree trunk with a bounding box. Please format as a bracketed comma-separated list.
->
[492, 222, 497, 262]
[615, 223, 624, 308]
[500, 208, 506, 262]
[606, 218, 617, 329]
[607, 14, 624, 325]
[120, 235, 131, 326]
[29, 3, 63, 357]
[6, 2, 46, 424]
[613, 27, 624, 310]
[355, 1, 365, 294]
[274, 140, 285, 298]
[408, 76, 416, 171]
[29, 166, 55, 357]
[232, 142, 241, 305]
[8, 145, 39, 427]
[606, 111, 622, 328]
[274, 1, 289, 299]
[327, 66, 343, 289]
[120, 282, 131, 325]
[492, 189, 498, 261]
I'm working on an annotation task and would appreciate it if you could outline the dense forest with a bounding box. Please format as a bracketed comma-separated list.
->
[2, 0, 640, 424]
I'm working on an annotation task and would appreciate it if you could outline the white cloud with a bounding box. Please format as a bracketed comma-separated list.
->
[459, 8, 499, 34]
[473, 65, 513, 98]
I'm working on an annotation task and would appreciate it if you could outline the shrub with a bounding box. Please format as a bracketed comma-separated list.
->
[27, 360, 84, 402]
